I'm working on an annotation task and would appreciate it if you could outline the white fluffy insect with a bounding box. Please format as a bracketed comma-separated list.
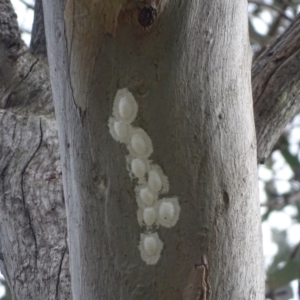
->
[139, 233, 163, 265]
[113, 121, 129, 139]
[119, 97, 133, 119]
[144, 236, 157, 256]
[140, 187, 156, 206]
[128, 128, 153, 158]
[143, 207, 157, 226]
[108, 87, 181, 265]
[131, 158, 147, 179]
[148, 169, 163, 193]
[148, 165, 169, 194]
[156, 198, 180, 228]
[159, 202, 174, 221]
[108, 117, 132, 143]
[113, 88, 138, 123]
[131, 133, 146, 155]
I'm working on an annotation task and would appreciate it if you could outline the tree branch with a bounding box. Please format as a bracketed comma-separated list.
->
[252, 13, 300, 163]
[249, 19, 270, 46]
[267, 2, 290, 39]
[30, 0, 47, 56]
[19, 0, 34, 10]
[248, 0, 293, 21]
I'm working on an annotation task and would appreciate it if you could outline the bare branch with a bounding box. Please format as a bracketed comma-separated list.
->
[261, 190, 300, 210]
[19, 0, 34, 10]
[20, 26, 31, 34]
[249, 20, 270, 46]
[252, 13, 300, 163]
[248, 0, 293, 21]
[30, 0, 47, 56]
[267, 2, 290, 39]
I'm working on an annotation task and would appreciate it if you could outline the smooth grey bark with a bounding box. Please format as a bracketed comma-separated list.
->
[252, 13, 300, 163]
[43, 0, 264, 299]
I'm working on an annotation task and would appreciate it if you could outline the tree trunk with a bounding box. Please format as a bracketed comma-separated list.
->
[48, 0, 264, 299]
[0, 1, 70, 298]
[252, 13, 300, 163]
[0, 111, 70, 299]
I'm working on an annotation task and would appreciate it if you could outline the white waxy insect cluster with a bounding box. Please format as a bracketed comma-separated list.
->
[143, 207, 157, 226]
[108, 88, 180, 265]
[131, 158, 146, 179]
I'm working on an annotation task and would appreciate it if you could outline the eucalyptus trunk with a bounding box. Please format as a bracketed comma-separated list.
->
[42, 0, 264, 299]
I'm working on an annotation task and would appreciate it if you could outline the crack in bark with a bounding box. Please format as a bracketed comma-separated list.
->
[55, 246, 67, 300]
[11, 118, 17, 142]
[4, 58, 40, 109]
[22, 58, 40, 81]
[62, 15, 77, 114]
[0, 114, 21, 177]
[20, 118, 43, 267]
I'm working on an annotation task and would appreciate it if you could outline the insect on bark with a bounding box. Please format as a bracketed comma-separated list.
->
[138, 6, 157, 28]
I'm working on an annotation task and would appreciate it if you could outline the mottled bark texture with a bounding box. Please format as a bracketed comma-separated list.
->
[252, 13, 300, 163]
[43, 0, 264, 299]
[0, 1, 70, 299]
[0, 112, 70, 299]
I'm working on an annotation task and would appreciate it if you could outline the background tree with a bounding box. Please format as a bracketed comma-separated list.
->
[0, 0, 70, 299]
[249, 1, 300, 299]
[1, 0, 300, 299]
